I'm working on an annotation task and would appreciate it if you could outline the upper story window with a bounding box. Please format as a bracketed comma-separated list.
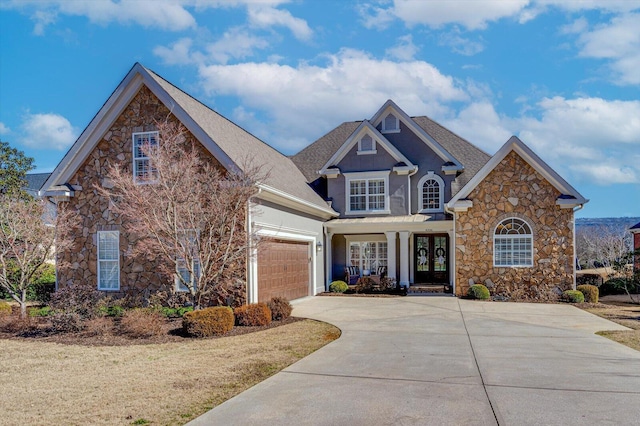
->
[345, 171, 390, 215]
[132, 131, 159, 183]
[357, 134, 377, 155]
[418, 172, 445, 213]
[381, 113, 399, 133]
[494, 218, 533, 267]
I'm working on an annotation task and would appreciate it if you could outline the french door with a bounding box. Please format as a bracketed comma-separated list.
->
[414, 234, 449, 283]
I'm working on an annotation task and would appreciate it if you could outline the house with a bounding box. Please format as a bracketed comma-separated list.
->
[631, 222, 640, 273]
[41, 63, 336, 303]
[42, 63, 587, 302]
[293, 100, 588, 298]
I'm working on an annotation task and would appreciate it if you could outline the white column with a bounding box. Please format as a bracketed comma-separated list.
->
[385, 231, 397, 282]
[399, 231, 410, 287]
[325, 231, 333, 289]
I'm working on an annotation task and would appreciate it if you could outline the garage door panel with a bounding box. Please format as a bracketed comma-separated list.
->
[258, 239, 310, 302]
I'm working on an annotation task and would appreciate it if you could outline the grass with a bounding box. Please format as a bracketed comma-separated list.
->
[0, 319, 339, 425]
[583, 296, 640, 351]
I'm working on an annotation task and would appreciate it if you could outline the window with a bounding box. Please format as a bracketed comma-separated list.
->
[418, 173, 444, 212]
[132, 131, 159, 183]
[357, 134, 377, 155]
[345, 172, 390, 214]
[381, 113, 399, 133]
[349, 241, 387, 272]
[494, 218, 533, 267]
[97, 231, 119, 290]
[176, 230, 200, 292]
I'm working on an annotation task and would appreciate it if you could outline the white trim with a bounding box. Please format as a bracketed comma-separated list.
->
[447, 136, 588, 211]
[319, 121, 415, 175]
[417, 171, 445, 213]
[357, 134, 377, 155]
[256, 184, 338, 219]
[132, 130, 159, 184]
[493, 217, 534, 268]
[344, 171, 391, 215]
[370, 100, 463, 170]
[381, 112, 400, 134]
[97, 230, 120, 291]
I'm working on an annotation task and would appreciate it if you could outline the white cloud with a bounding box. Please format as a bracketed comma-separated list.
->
[442, 102, 513, 153]
[197, 48, 468, 151]
[20, 113, 78, 151]
[385, 35, 419, 61]
[153, 38, 201, 66]
[247, 4, 312, 40]
[560, 17, 588, 35]
[575, 13, 640, 85]
[0, 122, 10, 135]
[439, 29, 485, 56]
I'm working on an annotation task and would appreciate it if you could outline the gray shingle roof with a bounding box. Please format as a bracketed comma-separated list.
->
[291, 115, 491, 196]
[143, 67, 333, 213]
[24, 172, 52, 197]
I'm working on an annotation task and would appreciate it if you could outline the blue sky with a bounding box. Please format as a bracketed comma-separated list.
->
[0, 0, 639, 218]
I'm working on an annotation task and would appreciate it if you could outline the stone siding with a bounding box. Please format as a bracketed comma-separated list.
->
[455, 151, 575, 300]
[57, 86, 223, 297]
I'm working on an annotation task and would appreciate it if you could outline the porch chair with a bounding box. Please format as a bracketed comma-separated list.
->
[345, 266, 360, 285]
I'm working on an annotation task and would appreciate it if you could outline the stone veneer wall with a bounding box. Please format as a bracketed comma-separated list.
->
[454, 151, 575, 300]
[57, 86, 223, 297]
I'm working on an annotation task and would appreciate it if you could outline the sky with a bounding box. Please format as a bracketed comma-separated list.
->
[0, 0, 639, 218]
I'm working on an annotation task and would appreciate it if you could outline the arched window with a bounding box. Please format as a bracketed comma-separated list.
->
[417, 172, 444, 212]
[381, 113, 399, 133]
[493, 218, 533, 267]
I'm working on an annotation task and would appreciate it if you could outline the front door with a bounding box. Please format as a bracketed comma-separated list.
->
[414, 234, 449, 283]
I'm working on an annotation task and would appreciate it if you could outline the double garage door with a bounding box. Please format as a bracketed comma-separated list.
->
[258, 239, 311, 302]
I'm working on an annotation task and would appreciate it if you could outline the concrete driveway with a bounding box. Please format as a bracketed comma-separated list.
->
[189, 296, 640, 425]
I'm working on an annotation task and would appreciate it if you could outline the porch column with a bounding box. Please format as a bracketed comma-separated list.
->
[325, 231, 333, 289]
[399, 231, 410, 287]
[385, 231, 397, 282]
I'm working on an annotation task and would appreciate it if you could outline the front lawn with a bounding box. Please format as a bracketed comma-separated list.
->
[0, 319, 339, 425]
[581, 295, 640, 351]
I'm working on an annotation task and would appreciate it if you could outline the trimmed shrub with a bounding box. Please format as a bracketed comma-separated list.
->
[468, 284, 490, 300]
[182, 306, 234, 337]
[355, 276, 375, 293]
[0, 301, 11, 317]
[120, 309, 165, 338]
[562, 290, 585, 303]
[267, 297, 292, 321]
[329, 280, 348, 293]
[234, 303, 272, 326]
[576, 284, 599, 303]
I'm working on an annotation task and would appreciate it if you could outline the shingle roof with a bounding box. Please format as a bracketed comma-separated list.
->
[25, 173, 51, 197]
[143, 67, 334, 214]
[631, 222, 640, 230]
[291, 115, 491, 195]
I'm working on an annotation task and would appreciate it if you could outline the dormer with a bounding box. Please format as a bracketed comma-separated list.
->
[381, 112, 400, 134]
[357, 134, 377, 155]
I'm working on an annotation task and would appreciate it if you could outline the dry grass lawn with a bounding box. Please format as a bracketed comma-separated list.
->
[583, 296, 640, 351]
[0, 319, 339, 426]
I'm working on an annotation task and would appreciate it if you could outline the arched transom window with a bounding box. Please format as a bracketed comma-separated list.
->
[493, 218, 533, 267]
[418, 172, 444, 212]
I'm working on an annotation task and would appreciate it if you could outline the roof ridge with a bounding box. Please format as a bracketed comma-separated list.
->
[411, 115, 492, 157]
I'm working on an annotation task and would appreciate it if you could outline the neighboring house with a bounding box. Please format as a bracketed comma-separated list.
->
[41, 63, 588, 302]
[292, 100, 588, 297]
[41, 63, 336, 303]
[25, 173, 52, 198]
[631, 222, 640, 273]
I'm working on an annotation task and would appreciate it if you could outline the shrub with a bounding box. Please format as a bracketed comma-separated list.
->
[28, 306, 53, 317]
[329, 280, 348, 293]
[355, 276, 374, 293]
[234, 303, 272, 326]
[51, 312, 84, 333]
[27, 264, 56, 302]
[50, 284, 104, 319]
[160, 306, 194, 318]
[82, 316, 113, 337]
[467, 284, 490, 300]
[98, 304, 125, 317]
[120, 309, 165, 338]
[0, 301, 11, 317]
[267, 297, 292, 320]
[576, 273, 603, 287]
[182, 306, 234, 337]
[576, 284, 599, 303]
[562, 290, 585, 303]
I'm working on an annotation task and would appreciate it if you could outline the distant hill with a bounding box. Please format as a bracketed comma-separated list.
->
[576, 217, 640, 232]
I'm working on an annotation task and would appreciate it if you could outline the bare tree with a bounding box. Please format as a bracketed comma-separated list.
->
[0, 197, 58, 318]
[98, 119, 264, 308]
[576, 225, 632, 273]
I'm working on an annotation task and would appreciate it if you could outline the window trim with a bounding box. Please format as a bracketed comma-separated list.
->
[97, 230, 120, 291]
[493, 217, 534, 268]
[357, 134, 377, 155]
[417, 172, 445, 213]
[345, 237, 388, 273]
[344, 171, 391, 215]
[175, 229, 200, 292]
[132, 131, 159, 184]
[381, 113, 400, 134]
[176, 259, 200, 292]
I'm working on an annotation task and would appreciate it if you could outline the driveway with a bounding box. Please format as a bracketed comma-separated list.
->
[189, 297, 640, 425]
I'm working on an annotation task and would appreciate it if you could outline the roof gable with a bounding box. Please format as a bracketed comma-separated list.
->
[370, 100, 463, 170]
[318, 121, 414, 175]
[447, 136, 588, 211]
[42, 63, 336, 218]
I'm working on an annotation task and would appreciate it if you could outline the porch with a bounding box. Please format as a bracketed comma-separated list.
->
[324, 215, 455, 293]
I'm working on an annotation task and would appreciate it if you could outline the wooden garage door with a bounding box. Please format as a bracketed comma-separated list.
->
[258, 239, 310, 302]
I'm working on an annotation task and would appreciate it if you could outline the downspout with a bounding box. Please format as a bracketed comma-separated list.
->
[407, 166, 418, 215]
[444, 204, 456, 296]
[572, 204, 584, 290]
